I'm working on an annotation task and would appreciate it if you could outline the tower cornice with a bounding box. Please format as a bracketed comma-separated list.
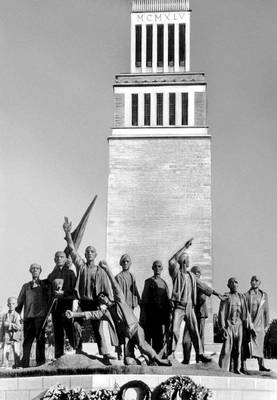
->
[114, 72, 206, 85]
[132, 0, 190, 12]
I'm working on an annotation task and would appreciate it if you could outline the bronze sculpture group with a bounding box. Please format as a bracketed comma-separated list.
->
[1, 217, 270, 375]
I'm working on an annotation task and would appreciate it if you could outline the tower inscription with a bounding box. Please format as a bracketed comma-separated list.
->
[136, 12, 187, 23]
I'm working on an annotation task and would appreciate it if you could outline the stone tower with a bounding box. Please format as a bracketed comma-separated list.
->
[107, 0, 213, 341]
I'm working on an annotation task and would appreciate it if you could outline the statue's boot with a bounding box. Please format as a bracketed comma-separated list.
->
[259, 365, 271, 372]
[102, 355, 112, 365]
[240, 361, 250, 375]
[234, 368, 244, 375]
[153, 355, 172, 366]
[197, 354, 212, 363]
[259, 359, 271, 372]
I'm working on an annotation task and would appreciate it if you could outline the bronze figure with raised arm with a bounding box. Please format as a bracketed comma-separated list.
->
[63, 217, 115, 363]
[65, 260, 171, 367]
[168, 239, 226, 363]
[182, 265, 210, 364]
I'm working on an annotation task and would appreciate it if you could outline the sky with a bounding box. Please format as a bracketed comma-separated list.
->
[0, 0, 277, 319]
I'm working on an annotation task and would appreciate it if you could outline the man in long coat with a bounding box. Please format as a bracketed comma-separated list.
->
[218, 277, 254, 374]
[16, 264, 50, 367]
[140, 260, 170, 354]
[242, 275, 270, 372]
[115, 254, 140, 360]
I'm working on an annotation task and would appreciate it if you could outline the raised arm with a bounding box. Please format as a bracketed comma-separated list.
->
[98, 260, 125, 303]
[168, 238, 193, 265]
[195, 276, 226, 301]
[63, 217, 84, 272]
[63, 217, 74, 249]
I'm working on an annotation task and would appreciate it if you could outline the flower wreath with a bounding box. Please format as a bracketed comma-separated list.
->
[42, 384, 117, 400]
[151, 376, 212, 400]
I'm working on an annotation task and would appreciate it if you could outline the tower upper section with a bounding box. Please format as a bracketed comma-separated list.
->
[111, 0, 208, 137]
[131, 0, 191, 73]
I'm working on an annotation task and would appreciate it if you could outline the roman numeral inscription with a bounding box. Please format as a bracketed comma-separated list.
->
[136, 12, 186, 23]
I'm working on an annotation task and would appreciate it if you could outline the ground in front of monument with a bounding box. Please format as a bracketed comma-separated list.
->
[1, 339, 276, 400]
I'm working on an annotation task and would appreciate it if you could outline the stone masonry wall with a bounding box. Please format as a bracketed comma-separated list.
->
[106, 136, 212, 341]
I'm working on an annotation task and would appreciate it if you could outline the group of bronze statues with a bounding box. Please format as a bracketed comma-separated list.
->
[0, 218, 270, 374]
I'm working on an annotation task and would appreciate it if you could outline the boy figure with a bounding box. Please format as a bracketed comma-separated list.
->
[218, 277, 254, 374]
[66, 261, 171, 367]
[140, 260, 170, 354]
[242, 275, 270, 373]
[1, 297, 21, 368]
[16, 264, 50, 367]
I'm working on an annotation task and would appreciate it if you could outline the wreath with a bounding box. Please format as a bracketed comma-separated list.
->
[151, 376, 212, 400]
[41, 385, 117, 400]
[116, 380, 151, 400]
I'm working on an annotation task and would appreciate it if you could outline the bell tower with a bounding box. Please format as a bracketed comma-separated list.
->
[130, 0, 191, 74]
[107, 0, 213, 342]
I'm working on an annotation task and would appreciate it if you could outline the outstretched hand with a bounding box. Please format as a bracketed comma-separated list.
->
[218, 294, 228, 302]
[63, 217, 72, 233]
[184, 238, 193, 249]
[99, 304, 108, 312]
[65, 310, 73, 319]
